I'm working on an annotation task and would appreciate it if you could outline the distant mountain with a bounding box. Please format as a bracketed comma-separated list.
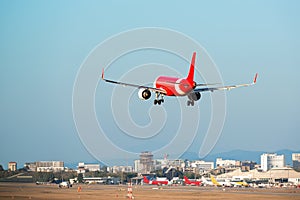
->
[180, 151, 200, 160]
[203, 149, 264, 163]
[181, 149, 300, 165]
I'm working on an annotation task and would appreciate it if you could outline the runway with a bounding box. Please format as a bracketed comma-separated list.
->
[0, 183, 299, 200]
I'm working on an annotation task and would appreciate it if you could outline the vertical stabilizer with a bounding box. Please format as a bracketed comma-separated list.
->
[184, 176, 191, 184]
[187, 52, 196, 84]
[211, 176, 220, 186]
[143, 176, 149, 184]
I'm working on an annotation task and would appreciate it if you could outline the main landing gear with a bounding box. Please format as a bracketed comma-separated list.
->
[154, 92, 164, 105]
[187, 92, 201, 106]
[187, 100, 195, 106]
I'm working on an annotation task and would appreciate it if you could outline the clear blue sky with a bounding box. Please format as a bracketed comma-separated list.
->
[0, 0, 299, 168]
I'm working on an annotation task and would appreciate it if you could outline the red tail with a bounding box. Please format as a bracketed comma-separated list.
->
[184, 176, 191, 184]
[253, 73, 258, 84]
[143, 176, 149, 184]
[187, 52, 196, 85]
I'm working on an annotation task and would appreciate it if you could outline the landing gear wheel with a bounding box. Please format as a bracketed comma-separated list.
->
[187, 100, 194, 106]
[154, 99, 164, 105]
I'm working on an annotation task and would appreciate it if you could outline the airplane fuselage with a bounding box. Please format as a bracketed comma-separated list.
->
[149, 180, 169, 185]
[143, 176, 169, 186]
[185, 181, 201, 186]
[154, 76, 195, 96]
[184, 176, 202, 186]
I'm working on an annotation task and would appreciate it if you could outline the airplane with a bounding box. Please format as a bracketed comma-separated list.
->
[201, 176, 214, 186]
[230, 180, 249, 187]
[202, 176, 232, 187]
[101, 52, 258, 106]
[183, 176, 202, 186]
[143, 176, 170, 186]
[210, 176, 232, 187]
[58, 181, 71, 188]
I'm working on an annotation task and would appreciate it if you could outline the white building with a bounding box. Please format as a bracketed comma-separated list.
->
[216, 158, 238, 168]
[109, 166, 133, 173]
[190, 160, 214, 171]
[24, 162, 36, 171]
[77, 162, 100, 173]
[261, 153, 285, 171]
[292, 153, 300, 171]
[153, 159, 165, 170]
[135, 158, 185, 173]
[135, 159, 164, 173]
[293, 153, 300, 161]
[36, 161, 64, 172]
[167, 159, 185, 168]
[134, 160, 141, 173]
[139, 151, 154, 174]
[8, 162, 17, 171]
[152, 159, 184, 171]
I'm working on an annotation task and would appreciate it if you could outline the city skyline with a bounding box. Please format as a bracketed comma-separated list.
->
[1, 1, 300, 167]
[2, 152, 300, 188]
[2, 149, 299, 171]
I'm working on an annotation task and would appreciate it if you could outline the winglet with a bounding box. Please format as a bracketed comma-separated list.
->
[253, 73, 258, 84]
[101, 68, 104, 80]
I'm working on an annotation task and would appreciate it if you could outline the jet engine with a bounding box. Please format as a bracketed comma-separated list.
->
[188, 92, 201, 101]
[138, 89, 151, 100]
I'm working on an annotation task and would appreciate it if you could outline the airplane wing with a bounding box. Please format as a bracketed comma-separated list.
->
[194, 73, 258, 93]
[101, 69, 167, 94]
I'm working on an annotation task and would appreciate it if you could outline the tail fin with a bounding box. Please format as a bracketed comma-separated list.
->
[187, 52, 196, 84]
[210, 175, 220, 186]
[143, 176, 149, 183]
[184, 176, 191, 183]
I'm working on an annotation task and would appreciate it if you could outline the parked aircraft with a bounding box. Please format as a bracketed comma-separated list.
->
[201, 176, 213, 186]
[143, 176, 170, 186]
[230, 180, 249, 187]
[211, 176, 232, 187]
[202, 176, 232, 187]
[58, 181, 71, 188]
[183, 176, 202, 186]
[102, 52, 258, 106]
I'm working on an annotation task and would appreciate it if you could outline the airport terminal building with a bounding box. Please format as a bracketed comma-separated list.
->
[217, 167, 300, 185]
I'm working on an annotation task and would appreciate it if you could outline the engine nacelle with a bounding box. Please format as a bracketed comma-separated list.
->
[188, 92, 201, 101]
[138, 89, 151, 100]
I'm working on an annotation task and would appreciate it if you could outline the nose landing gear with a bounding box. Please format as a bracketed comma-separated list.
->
[154, 92, 164, 105]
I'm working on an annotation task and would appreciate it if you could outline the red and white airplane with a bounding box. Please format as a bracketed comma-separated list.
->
[183, 176, 202, 186]
[143, 176, 170, 186]
[102, 52, 258, 106]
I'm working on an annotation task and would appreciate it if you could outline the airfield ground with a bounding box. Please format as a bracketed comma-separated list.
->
[0, 183, 300, 200]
